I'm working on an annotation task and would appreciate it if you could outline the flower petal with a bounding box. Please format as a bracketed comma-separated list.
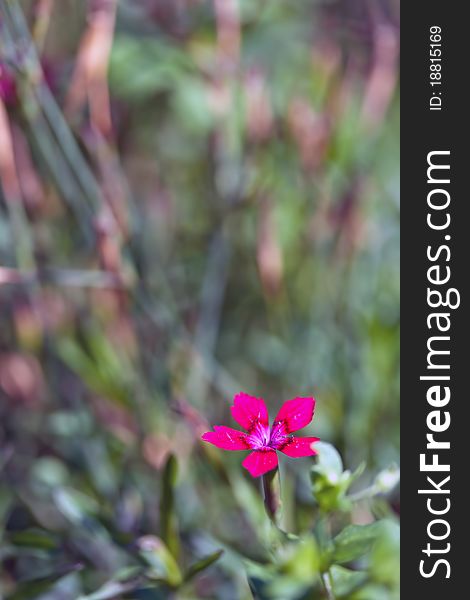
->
[231, 392, 269, 431]
[272, 397, 316, 434]
[242, 450, 278, 477]
[278, 436, 320, 457]
[201, 426, 251, 450]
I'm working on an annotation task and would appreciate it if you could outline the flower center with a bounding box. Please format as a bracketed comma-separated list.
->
[248, 421, 271, 449]
[269, 421, 288, 449]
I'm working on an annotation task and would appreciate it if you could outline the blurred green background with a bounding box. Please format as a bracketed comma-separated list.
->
[0, 0, 399, 598]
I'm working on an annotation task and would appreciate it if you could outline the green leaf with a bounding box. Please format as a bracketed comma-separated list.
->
[329, 565, 368, 597]
[183, 549, 224, 582]
[332, 523, 382, 564]
[349, 583, 394, 600]
[137, 535, 182, 588]
[109, 36, 193, 101]
[56, 337, 131, 406]
[9, 528, 58, 550]
[311, 444, 367, 512]
[278, 535, 320, 583]
[6, 567, 83, 599]
[311, 471, 352, 512]
[173, 77, 214, 134]
[6, 582, 54, 600]
[313, 442, 344, 479]
[53, 488, 99, 525]
[370, 520, 400, 587]
[31, 457, 69, 487]
[78, 578, 144, 600]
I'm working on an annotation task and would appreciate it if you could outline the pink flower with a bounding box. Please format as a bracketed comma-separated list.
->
[201, 393, 319, 477]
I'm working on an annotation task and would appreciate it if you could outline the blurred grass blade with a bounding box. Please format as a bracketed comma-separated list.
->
[183, 549, 224, 582]
[78, 578, 144, 600]
[160, 454, 179, 560]
[137, 535, 182, 587]
[9, 528, 57, 550]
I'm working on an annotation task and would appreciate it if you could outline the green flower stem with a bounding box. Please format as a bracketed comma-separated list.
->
[347, 484, 378, 502]
[262, 467, 282, 525]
